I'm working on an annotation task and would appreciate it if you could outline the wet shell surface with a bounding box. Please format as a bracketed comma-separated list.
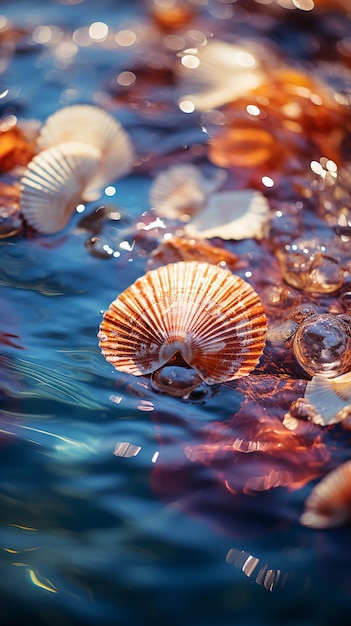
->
[98, 261, 267, 384]
[303, 371, 351, 426]
[150, 163, 226, 220]
[177, 39, 265, 111]
[183, 189, 270, 240]
[36, 104, 135, 199]
[149, 162, 269, 239]
[19, 141, 101, 234]
[146, 235, 239, 272]
[300, 460, 351, 528]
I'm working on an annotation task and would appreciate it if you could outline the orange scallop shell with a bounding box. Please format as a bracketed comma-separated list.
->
[98, 261, 267, 384]
[300, 460, 351, 528]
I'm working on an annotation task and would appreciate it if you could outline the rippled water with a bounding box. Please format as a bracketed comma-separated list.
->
[1, 1, 351, 625]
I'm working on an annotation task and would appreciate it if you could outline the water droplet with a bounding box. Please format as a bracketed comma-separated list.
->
[265, 209, 302, 250]
[276, 240, 343, 294]
[293, 313, 351, 378]
[150, 364, 206, 399]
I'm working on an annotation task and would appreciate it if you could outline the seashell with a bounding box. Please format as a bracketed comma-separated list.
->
[146, 235, 239, 272]
[19, 141, 101, 234]
[282, 396, 336, 438]
[183, 189, 270, 240]
[266, 319, 297, 344]
[282, 411, 322, 437]
[177, 39, 265, 111]
[292, 313, 351, 378]
[98, 261, 267, 384]
[37, 104, 134, 199]
[150, 163, 226, 221]
[303, 371, 351, 426]
[150, 161, 269, 240]
[300, 460, 351, 528]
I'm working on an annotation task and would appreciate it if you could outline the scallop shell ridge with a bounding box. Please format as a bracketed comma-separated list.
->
[184, 189, 270, 240]
[177, 40, 265, 110]
[20, 141, 101, 234]
[98, 261, 267, 384]
[150, 164, 226, 219]
[300, 460, 351, 528]
[37, 104, 135, 197]
[304, 371, 351, 426]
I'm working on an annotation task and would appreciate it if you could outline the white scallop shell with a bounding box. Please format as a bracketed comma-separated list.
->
[183, 189, 270, 240]
[266, 319, 298, 344]
[37, 104, 134, 199]
[282, 412, 321, 436]
[98, 261, 267, 384]
[20, 141, 101, 234]
[177, 39, 265, 111]
[304, 371, 351, 426]
[300, 460, 351, 528]
[150, 163, 226, 220]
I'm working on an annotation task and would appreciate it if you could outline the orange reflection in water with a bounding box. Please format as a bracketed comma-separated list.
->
[149, 0, 194, 31]
[186, 407, 329, 495]
[208, 68, 349, 187]
[150, 375, 330, 544]
[0, 125, 36, 172]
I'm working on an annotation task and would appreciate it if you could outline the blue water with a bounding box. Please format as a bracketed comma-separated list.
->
[1, 1, 351, 625]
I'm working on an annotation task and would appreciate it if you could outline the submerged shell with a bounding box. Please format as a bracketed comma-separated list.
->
[177, 39, 265, 111]
[282, 412, 321, 436]
[37, 104, 134, 199]
[303, 371, 351, 426]
[183, 189, 270, 240]
[98, 261, 267, 384]
[150, 163, 226, 220]
[146, 235, 239, 272]
[300, 460, 351, 528]
[20, 141, 101, 234]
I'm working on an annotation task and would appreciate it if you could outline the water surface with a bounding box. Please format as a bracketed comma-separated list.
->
[1, 1, 351, 625]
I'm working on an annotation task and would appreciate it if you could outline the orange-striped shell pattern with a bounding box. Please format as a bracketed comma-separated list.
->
[98, 261, 267, 384]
